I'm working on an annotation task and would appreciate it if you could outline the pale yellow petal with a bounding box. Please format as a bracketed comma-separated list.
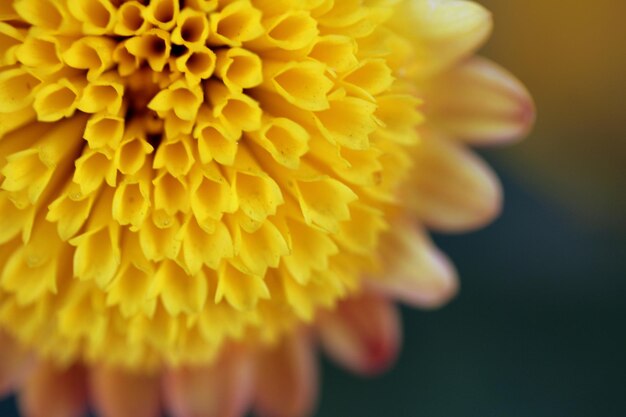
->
[391, 0, 492, 77]
[422, 57, 535, 144]
[407, 133, 502, 232]
[368, 220, 458, 309]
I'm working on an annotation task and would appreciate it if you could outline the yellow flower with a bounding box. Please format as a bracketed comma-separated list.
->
[0, 0, 533, 416]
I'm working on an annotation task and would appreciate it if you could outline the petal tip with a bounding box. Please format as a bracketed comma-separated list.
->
[475, 58, 536, 144]
[318, 295, 401, 377]
[415, 249, 460, 310]
[424, 57, 536, 146]
[358, 328, 401, 376]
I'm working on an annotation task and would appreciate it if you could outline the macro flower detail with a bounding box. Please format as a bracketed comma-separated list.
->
[0, 1, 534, 417]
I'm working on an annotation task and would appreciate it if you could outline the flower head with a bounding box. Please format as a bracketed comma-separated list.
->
[0, 0, 533, 416]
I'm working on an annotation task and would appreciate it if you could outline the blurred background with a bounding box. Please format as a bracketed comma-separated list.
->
[318, 1, 626, 415]
[314, 2, 626, 416]
[2, 1, 625, 416]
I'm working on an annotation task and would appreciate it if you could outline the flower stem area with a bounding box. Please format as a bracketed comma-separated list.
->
[2, 162, 623, 416]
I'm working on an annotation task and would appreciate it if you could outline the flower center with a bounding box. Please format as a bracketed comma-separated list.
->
[0, 0, 423, 370]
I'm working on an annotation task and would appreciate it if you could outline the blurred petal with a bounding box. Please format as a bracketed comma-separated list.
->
[407, 133, 502, 232]
[164, 345, 253, 417]
[367, 221, 459, 308]
[317, 293, 401, 376]
[0, 332, 32, 398]
[254, 331, 318, 417]
[392, 0, 492, 77]
[423, 57, 535, 144]
[91, 367, 161, 417]
[19, 363, 87, 417]
[368, 221, 458, 309]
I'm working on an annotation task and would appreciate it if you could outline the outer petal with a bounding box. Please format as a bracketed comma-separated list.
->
[164, 345, 253, 417]
[422, 57, 535, 144]
[0, 332, 32, 397]
[391, 0, 493, 77]
[253, 331, 318, 417]
[19, 363, 87, 417]
[317, 293, 401, 376]
[367, 221, 458, 309]
[407, 133, 502, 232]
[90, 367, 161, 417]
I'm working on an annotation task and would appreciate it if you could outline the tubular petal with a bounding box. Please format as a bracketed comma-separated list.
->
[15, 34, 64, 68]
[114, 1, 150, 36]
[125, 29, 172, 71]
[63, 37, 116, 81]
[214, 263, 270, 311]
[254, 332, 318, 417]
[32, 79, 81, 122]
[318, 293, 401, 376]
[0, 22, 23, 66]
[254, 11, 319, 51]
[13, 0, 68, 33]
[0, 69, 40, 113]
[268, 60, 333, 111]
[68, 0, 116, 35]
[209, 1, 264, 47]
[215, 48, 262, 91]
[171, 8, 210, 47]
[146, 0, 180, 31]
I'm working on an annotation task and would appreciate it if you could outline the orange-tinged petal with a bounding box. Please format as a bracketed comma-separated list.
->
[317, 293, 401, 376]
[423, 57, 535, 144]
[0, 332, 32, 398]
[19, 363, 87, 417]
[254, 331, 318, 417]
[368, 221, 458, 309]
[407, 133, 502, 232]
[164, 346, 253, 417]
[91, 367, 161, 417]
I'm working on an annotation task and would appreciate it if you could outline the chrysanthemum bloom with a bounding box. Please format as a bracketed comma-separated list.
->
[0, 0, 533, 416]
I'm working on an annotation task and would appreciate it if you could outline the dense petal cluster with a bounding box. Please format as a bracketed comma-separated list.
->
[0, 0, 534, 416]
[0, 0, 430, 369]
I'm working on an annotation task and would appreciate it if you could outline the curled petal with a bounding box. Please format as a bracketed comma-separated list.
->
[423, 57, 535, 144]
[164, 345, 253, 417]
[317, 293, 401, 376]
[254, 331, 318, 417]
[407, 133, 502, 232]
[368, 221, 458, 309]
[19, 363, 87, 417]
[90, 367, 161, 417]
